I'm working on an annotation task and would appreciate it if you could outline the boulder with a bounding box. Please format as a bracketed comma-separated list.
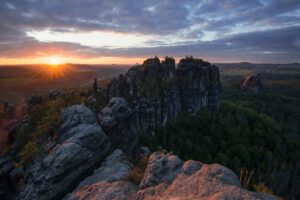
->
[99, 98, 137, 154]
[139, 151, 183, 189]
[136, 146, 151, 158]
[64, 149, 136, 200]
[63, 151, 277, 200]
[19, 105, 110, 200]
[107, 97, 132, 120]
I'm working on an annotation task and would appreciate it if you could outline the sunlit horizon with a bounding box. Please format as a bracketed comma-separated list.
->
[0, 57, 148, 66]
[1, 56, 299, 66]
[0, 1, 299, 65]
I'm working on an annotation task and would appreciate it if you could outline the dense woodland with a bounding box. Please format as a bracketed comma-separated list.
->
[140, 68, 300, 198]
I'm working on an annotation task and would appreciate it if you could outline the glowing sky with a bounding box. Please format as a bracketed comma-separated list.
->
[0, 0, 300, 64]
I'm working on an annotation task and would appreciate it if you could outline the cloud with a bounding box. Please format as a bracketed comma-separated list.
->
[0, 0, 299, 62]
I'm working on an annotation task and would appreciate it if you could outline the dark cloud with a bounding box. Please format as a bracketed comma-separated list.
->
[0, 0, 299, 62]
[108, 25, 300, 63]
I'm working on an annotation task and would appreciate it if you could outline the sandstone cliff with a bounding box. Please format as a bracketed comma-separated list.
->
[99, 56, 221, 153]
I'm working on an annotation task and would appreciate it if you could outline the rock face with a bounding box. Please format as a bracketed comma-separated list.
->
[0, 157, 23, 200]
[240, 74, 263, 94]
[65, 150, 276, 200]
[28, 89, 64, 107]
[99, 97, 137, 154]
[65, 150, 136, 200]
[28, 94, 44, 107]
[102, 57, 221, 152]
[19, 105, 111, 200]
[2, 102, 15, 119]
[48, 89, 64, 100]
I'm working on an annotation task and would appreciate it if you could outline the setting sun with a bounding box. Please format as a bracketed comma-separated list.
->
[49, 57, 61, 66]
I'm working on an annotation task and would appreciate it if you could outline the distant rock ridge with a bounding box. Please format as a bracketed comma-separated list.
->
[240, 74, 263, 94]
[100, 56, 221, 153]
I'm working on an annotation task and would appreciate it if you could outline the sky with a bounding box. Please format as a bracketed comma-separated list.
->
[0, 0, 300, 65]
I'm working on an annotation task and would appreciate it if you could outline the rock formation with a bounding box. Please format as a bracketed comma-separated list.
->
[101, 57, 221, 153]
[0, 157, 23, 200]
[240, 74, 263, 94]
[99, 97, 137, 154]
[2, 102, 15, 120]
[65, 150, 276, 200]
[28, 89, 64, 107]
[12, 57, 226, 200]
[19, 105, 110, 200]
[28, 94, 44, 107]
[48, 89, 64, 100]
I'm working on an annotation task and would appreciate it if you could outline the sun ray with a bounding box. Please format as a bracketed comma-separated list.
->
[30, 62, 70, 81]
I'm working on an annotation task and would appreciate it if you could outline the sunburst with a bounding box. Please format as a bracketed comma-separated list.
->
[43, 64, 67, 80]
[31, 62, 70, 81]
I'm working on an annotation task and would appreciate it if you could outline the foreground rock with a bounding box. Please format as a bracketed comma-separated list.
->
[0, 157, 23, 200]
[65, 150, 276, 200]
[65, 150, 136, 200]
[19, 105, 111, 200]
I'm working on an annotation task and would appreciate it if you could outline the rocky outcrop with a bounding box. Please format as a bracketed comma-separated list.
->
[0, 157, 23, 200]
[1, 102, 15, 120]
[28, 89, 64, 107]
[99, 97, 137, 154]
[103, 57, 221, 152]
[65, 150, 276, 200]
[65, 150, 136, 200]
[137, 146, 151, 158]
[19, 105, 110, 200]
[28, 94, 44, 107]
[240, 74, 263, 94]
[48, 89, 64, 100]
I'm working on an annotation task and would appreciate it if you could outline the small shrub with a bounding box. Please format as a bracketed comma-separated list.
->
[17, 91, 88, 165]
[125, 156, 149, 184]
[20, 141, 43, 164]
[253, 183, 274, 195]
[240, 168, 255, 189]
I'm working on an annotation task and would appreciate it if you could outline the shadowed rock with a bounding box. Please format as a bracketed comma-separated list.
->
[19, 105, 110, 200]
[99, 98, 137, 154]
[64, 149, 135, 200]
[105, 57, 221, 152]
